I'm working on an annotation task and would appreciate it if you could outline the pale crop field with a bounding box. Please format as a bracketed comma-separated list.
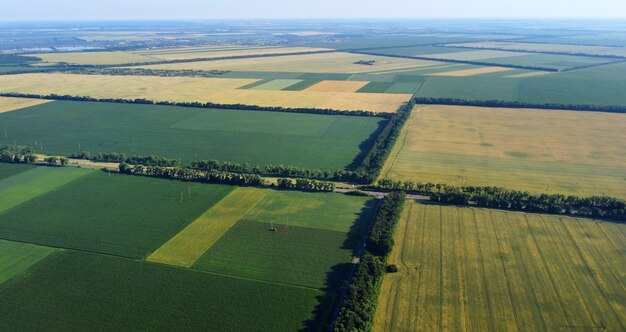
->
[426, 49, 525, 61]
[137, 52, 441, 73]
[304, 80, 369, 93]
[373, 202, 626, 332]
[148, 187, 269, 268]
[382, 105, 626, 198]
[0, 73, 409, 113]
[0, 96, 51, 113]
[29, 51, 160, 65]
[130, 46, 330, 60]
[451, 41, 626, 57]
[427, 66, 514, 76]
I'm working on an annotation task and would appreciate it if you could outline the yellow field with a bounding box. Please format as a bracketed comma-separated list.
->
[0, 73, 409, 113]
[373, 201, 626, 332]
[504, 71, 553, 78]
[130, 46, 329, 61]
[382, 105, 626, 198]
[427, 66, 513, 76]
[137, 52, 441, 73]
[147, 187, 269, 267]
[304, 80, 369, 92]
[29, 51, 159, 65]
[452, 41, 626, 57]
[426, 49, 523, 61]
[0, 96, 51, 113]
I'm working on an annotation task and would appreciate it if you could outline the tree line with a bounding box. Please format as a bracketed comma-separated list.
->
[333, 191, 406, 331]
[119, 163, 264, 186]
[0, 145, 37, 163]
[71, 152, 181, 167]
[413, 97, 626, 114]
[448, 44, 626, 60]
[276, 178, 335, 192]
[0, 92, 385, 118]
[375, 179, 626, 221]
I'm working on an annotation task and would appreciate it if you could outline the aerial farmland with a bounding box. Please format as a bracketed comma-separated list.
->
[0, 13, 624, 332]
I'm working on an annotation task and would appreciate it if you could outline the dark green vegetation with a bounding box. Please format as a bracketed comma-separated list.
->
[0, 99, 386, 170]
[0, 251, 322, 331]
[0, 171, 234, 257]
[0, 162, 34, 180]
[376, 180, 626, 221]
[333, 191, 406, 331]
[119, 163, 265, 187]
[193, 219, 356, 289]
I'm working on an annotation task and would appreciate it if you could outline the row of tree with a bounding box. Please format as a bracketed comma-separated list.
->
[61, 67, 231, 78]
[276, 178, 335, 192]
[375, 179, 626, 221]
[333, 191, 406, 331]
[0, 92, 384, 118]
[414, 97, 626, 114]
[71, 151, 180, 167]
[118, 163, 264, 186]
[449, 44, 626, 60]
[0, 145, 37, 163]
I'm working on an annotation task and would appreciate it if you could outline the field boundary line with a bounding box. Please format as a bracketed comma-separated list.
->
[147, 187, 269, 267]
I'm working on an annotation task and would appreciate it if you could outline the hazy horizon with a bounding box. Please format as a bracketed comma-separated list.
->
[2, 0, 626, 21]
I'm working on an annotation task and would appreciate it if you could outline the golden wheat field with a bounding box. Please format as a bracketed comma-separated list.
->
[373, 201, 626, 332]
[382, 105, 626, 198]
[0, 73, 409, 113]
[137, 52, 441, 73]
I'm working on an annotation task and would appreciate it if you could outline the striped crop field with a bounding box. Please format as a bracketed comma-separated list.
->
[373, 201, 626, 331]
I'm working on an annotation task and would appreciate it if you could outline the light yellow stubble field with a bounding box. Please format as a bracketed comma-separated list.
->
[0, 96, 52, 113]
[373, 202, 626, 332]
[382, 105, 626, 198]
[137, 52, 441, 73]
[0, 73, 409, 113]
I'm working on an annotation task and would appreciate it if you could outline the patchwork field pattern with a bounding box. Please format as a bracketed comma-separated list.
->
[304, 80, 369, 92]
[0, 73, 410, 113]
[0, 100, 386, 169]
[0, 163, 35, 181]
[383, 105, 626, 198]
[148, 187, 269, 267]
[0, 170, 233, 258]
[373, 202, 626, 331]
[0, 96, 51, 113]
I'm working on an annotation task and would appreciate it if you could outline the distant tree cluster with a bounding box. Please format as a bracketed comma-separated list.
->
[354, 60, 376, 66]
[71, 152, 180, 167]
[414, 97, 626, 114]
[333, 191, 406, 331]
[276, 178, 335, 192]
[376, 179, 626, 221]
[44, 156, 68, 166]
[61, 67, 231, 78]
[0, 145, 37, 163]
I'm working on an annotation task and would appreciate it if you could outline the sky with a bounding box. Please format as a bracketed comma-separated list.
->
[2, 0, 626, 21]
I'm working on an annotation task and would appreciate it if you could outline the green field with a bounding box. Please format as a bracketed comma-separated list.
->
[193, 219, 358, 289]
[0, 166, 92, 213]
[0, 239, 58, 284]
[0, 100, 386, 170]
[0, 162, 35, 180]
[415, 62, 626, 106]
[0, 170, 233, 258]
[0, 251, 323, 331]
[373, 202, 626, 331]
